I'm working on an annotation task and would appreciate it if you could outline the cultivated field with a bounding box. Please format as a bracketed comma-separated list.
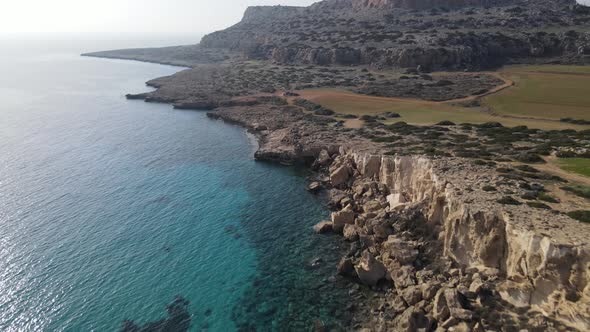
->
[298, 65, 590, 130]
[483, 65, 590, 122]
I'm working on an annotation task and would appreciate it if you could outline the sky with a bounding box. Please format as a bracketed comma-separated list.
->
[0, 0, 318, 37]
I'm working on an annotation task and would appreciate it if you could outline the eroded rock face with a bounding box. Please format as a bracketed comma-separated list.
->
[339, 150, 590, 330]
[352, 0, 510, 10]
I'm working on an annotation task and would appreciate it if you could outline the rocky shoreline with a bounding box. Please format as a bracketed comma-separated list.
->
[84, 47, 590, 329]
[206, 103, 590, 331]
[82, 0, 590, 326]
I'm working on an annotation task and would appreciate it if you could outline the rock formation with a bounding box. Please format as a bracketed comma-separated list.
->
[206, 104, 590, 330]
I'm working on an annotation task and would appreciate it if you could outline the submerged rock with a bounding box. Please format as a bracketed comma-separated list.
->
[313, 221, 333, 234]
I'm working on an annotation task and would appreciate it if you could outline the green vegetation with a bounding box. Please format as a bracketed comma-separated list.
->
[556, 158, 590, 177]
[484, 66, 590, 123]
[497, 196, 522, 205]
[300, 65, 590, 130]
[538, 192, 559, 203]
[293, 98, 334, 116]
[561, 185, 590, 199]
[527, 202, 551, 210]
[567, 210, 590, 223]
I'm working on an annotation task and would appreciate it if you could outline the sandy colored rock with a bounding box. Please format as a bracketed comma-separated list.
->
[355, 251, 386, 286]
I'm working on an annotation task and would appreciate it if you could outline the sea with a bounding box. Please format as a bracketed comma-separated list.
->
[0, 35, 352, 331]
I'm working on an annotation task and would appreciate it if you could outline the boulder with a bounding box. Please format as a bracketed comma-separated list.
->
[337, 257, 356, 277]
[383, 237, 419, 265]
[393, 306, 433, 332]
[313, 221, 333, 234]
[401, 285, 423, 306]
[343, 224, 359, 241]
[433, 288, 471, 322]
[387, 192, 409, 209]
[355, 251, 386, 286]
[315, 149, 331, 167]
[433, 288, 450, 321]
[422, 282, 441, 301]
[390, 295, 408, 314]
[390, 265, 417, 288]
[330, 164, 351, 187]
[307, 181, 321, 193]
[331, 208, 355, 233]
[363, 200, 382, 213]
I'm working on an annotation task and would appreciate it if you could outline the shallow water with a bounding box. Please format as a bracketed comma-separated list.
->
[0, 38, 352, 331]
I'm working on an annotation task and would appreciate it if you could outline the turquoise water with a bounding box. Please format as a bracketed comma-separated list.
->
[0, 38, 352, 331]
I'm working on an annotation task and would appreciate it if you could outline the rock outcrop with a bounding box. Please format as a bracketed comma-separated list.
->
[326, 150, 590, 330]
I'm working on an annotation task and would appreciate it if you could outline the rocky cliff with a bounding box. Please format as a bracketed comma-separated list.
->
[205, 101, 590, 331]
[198, 0, 589, 70]
[351, 0, 511, 10]
[341, 151, 590, 330]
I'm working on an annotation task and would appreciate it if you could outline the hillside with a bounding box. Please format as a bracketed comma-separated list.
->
[88, 0, 590, 70]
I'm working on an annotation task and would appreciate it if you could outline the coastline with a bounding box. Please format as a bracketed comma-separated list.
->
[81, 53, 192, 69]
[85, 53, 590, 331]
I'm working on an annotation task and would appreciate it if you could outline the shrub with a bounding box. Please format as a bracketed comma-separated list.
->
[514, 152, 545, 164]
[561, 185, 590, 199]
[482, 185, 496, 192]
[497, 196, 522, 205]
[527, 202, 551, 210]
[515, 165, 539, 173]
[556, 151, 577, 158]
[538, 193, 559, 203]
[436, 120, 456, 126]
[567, 210, 590, 223]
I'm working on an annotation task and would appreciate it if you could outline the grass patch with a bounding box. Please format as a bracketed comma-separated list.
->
[484, 65, 590, 123]
[538, 192, 559, 203]
[298, 88, 589, 129]
[555, 158, 590, 177]
[527, 202, 552, 210]
[561, 185, 590, 199]
[567, 210, 590, 223]
[497, 196, 522, 205]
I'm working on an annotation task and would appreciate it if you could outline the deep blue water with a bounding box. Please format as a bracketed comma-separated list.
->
[0, 38, 352, 331]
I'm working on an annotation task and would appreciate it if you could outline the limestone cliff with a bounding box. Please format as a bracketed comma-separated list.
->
[207, 102, 590, 330]
[342, 151, 590, 330]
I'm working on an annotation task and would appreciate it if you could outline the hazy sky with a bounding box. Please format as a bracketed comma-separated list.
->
[0, 0, 318, 37]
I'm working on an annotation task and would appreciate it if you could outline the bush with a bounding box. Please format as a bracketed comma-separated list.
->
[515, 165, 539, 173]
[561, 185, 590, 199]
[482, 185, 496, 192]
[314, 108, 335, 116]
[567, 210, 590, 223]
[527, 202, 551, 210]
[556, 151, 577, 158]
[497, 196, 522, 205]
[538, 192, 559, 203]
[436, 120, 456, 126]
[514, 152, 545, 164]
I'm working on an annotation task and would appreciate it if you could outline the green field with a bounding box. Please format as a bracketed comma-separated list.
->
[299, 80, 590, 130]
[556, 158, 590, 177]
[484, 65, 590, 121]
